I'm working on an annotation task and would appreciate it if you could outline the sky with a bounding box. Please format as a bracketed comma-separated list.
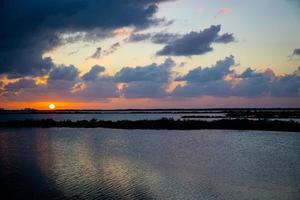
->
[0, 0, 300, 109]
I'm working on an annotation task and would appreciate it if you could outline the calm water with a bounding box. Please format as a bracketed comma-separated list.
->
[0, 128, 299, 200]
[0, 113, 225, 122]
[1, 113, 299, 123]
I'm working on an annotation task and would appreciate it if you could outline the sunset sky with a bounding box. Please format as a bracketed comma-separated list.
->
[0, 0, 300, 109]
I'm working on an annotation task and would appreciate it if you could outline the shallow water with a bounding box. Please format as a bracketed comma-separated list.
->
[0, 113, 225, 122]
[0, 128, 299, 200]
[1, 113, 299, 123]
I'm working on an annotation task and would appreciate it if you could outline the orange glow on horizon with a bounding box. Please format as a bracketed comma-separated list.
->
[49, 104, 56, 110]
[1, 96, 300, 110]
[0, 99, 170, 110]
[0, 101, 86, 110]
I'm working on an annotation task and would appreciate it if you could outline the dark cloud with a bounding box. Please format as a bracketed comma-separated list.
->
[48, 65, 79, 82]
[238, 68, 257, 78]
[79, 58, 176, 99]
[0, 0, 172, 76]
[270, 67, 300, 97]
[75, 79, 119, 99]
[127, 32, 180, 44]
[4, 79, 37, 92]
[156, 25, 235, 56]
[215, 33, 235, 44]
[2, 55, 299, 101]
[1, 65, 81, 100]
[115, 58, 175, 83]
[292, 48, 300, 56]
[76, 65, 118, 99]
[151, 33, 180, 44]
[82, 65, 106, 82]
[172, 56, 300, 98]
[230, 69, 275, 97]
[0, 32, 56, 77]
[88, 47, 102, 59]
[128, 33, 152, 42]
[1, 65, 118, 101]
[176, 55, 235, 83]
[122, 82, 167, 98]
[43, 65, 81, 98]
[0, 81, 3, 95]
[1, 59, 176, 100]
[232, 67, 300, 98]
[172, 80, 233, 97]
[103, 42, 121, 56]
[88, 43, 121, 59]
[115, 58, 175, 98]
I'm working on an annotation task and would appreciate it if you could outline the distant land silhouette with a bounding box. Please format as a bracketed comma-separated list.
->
[1, 118, 299, 132]
[1, 108, 300, 117]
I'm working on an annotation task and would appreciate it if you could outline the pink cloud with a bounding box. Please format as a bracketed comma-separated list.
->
[215, 8, 231, 18]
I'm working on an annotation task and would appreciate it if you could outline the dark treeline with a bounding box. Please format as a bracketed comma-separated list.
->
[224, 110, 300, 119]
[1, 108, 300, 115]
[182, 110, 300, 119]
[0, 119, 300, 132]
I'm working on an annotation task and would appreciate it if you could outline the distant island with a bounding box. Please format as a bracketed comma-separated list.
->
[1, 118, 299, 132]
[1, 108, 300, 119]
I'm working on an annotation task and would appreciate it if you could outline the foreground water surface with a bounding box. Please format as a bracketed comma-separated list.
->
[0, 113, 225, 122]
[1, 112, 300, 122]
[0, 128, 299, 200]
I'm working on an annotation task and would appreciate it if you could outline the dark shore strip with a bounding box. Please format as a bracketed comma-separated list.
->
[1, 108, 300, 116]
[0, 119, 300, 132]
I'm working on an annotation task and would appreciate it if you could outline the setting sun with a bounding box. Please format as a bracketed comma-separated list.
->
[49, 104, 56, 110]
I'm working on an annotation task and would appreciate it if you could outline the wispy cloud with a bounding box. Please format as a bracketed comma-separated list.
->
[87, 42, 121, 60]
[215, 8, 231, 18]
[88, 47, 102, 60]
